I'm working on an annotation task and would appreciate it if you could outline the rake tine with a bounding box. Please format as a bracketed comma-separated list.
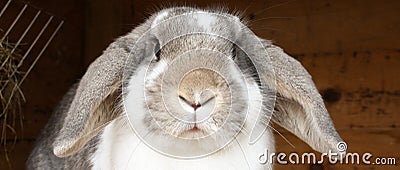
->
[0, 15, 53, 92]
[19, 20, 64, 86]
[0, 4, 28, 42]
[0, 0, 11, 19]
[0, 10, 41, 70]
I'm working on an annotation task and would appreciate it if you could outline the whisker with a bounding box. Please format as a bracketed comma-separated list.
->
[240, 126, 250, 136]
[235, 138, 251, 169]
[268, 124, 296, 148]
[253, 0, 297, 16]
[251, 26, 295, 34]
[124, 127, 154, 170]
[242, 0, 256, 16]
[250, 16, 294, 23]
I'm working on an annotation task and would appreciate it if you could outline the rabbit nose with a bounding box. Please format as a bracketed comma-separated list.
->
[191, 103, 201, 111]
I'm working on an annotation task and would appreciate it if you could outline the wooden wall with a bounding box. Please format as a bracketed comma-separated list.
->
[0, 0, 399, 169]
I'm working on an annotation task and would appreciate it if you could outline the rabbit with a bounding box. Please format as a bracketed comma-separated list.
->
[27, 7, 346, 169]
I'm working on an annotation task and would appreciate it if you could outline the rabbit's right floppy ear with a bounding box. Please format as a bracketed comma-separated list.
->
[265, 44, 346, 155]
[52, 47, 127, 157]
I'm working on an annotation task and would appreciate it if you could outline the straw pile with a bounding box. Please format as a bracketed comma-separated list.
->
[0, 38, 24, 163]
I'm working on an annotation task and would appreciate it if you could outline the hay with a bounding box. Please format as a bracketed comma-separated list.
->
[0, 38, 25, 165]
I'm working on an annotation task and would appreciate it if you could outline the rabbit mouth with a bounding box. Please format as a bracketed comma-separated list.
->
[188, 126, 200, 132]
[177, 124, 210, 139]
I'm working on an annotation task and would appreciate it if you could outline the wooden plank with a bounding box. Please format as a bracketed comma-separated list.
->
[0, 141, 35, 170]
[298, 51, 400, 130]
[244, 0, 400, 54]
[83, 0, 136, 66]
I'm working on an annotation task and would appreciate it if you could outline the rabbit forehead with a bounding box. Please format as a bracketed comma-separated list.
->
[150, 8, 242, 45]
[161, 34, 233, 60]
[152, 10, 217, 31]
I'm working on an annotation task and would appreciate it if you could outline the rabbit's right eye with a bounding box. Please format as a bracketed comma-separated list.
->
[155, 49, 161, 61]
[154, 41, 161, 62]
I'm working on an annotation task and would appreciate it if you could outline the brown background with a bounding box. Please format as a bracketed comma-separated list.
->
[0, 0, 399, 169]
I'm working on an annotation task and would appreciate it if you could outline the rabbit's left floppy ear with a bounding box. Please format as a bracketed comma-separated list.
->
[52, 47, 127, 157]
[265, 44, 345, 155]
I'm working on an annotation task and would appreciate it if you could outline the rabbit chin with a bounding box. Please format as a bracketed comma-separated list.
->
[91, 116, 274, 170]
[177, 127, 209, 139]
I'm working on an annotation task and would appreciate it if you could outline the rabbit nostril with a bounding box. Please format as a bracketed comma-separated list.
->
[179, 95, 191, 104]
[192, 104, 201, 110]
[179, 95, 186, 101]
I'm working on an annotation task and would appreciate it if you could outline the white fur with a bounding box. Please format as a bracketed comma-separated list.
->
[91, 65, 274, 169]
[146, 59, 168, 84]
[179, 97, 195, 114]
[195, 97, 215, 122]
[178, 94, 215, 122]
[194, 13, 216, 32]
[152, 10, 217, 33]
[151, 11, 170, 28]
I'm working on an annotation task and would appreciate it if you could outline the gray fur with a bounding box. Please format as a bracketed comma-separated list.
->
[27, 18, 154, 168]
[266, 44, 344, 155]
[26, 84, 99, 169]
